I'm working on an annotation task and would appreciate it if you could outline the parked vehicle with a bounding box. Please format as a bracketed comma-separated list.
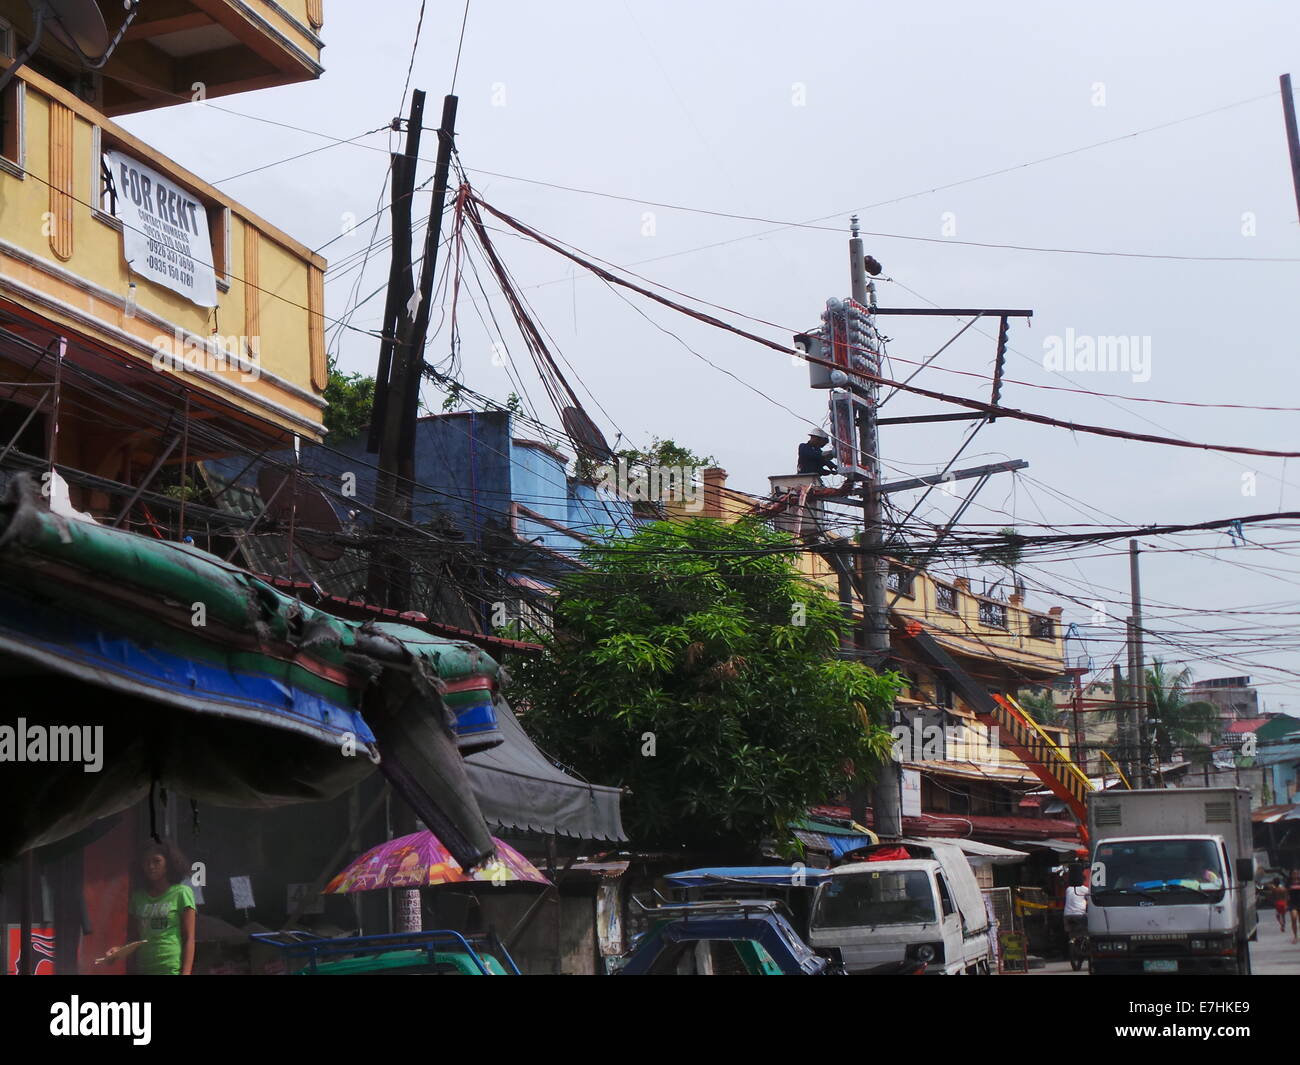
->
[619, 899, 837, 975]
[249, 929, 520, 975]
[664, 865, 831, 939]
[1086, 787, 1255, 975]
[806, 841, 994, 975]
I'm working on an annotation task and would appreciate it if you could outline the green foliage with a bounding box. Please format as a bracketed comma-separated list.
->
[323, 358, 375, 442]
[510, 517, 902, 850]
[573, 435, 716, 485]
[616, 436, 717, 470]
[976, 527, 1024, 571]
[440, 381, 465, 413]
[1105, 659, 1221, 763]
[1016, 688, 1059, 725]
[1144, 659, 1220, 763]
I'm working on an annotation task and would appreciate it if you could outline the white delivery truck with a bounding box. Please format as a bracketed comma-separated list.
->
[1087, 787, 1255, 975]
[807, 841, 993, 975]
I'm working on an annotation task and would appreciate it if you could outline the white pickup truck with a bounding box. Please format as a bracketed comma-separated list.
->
[807, 841, 993, 975]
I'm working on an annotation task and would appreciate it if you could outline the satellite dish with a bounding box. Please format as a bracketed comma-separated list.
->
[561, 405, 613, 463]
[257, 469, 345, 562]
[42, 0, 111, 61]
[0, 0, 137, 94]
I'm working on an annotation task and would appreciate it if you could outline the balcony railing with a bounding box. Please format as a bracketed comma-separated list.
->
[1029, 614, 1056, 641]
[886, 565, 915, 597]
[935, 583, 958, 613]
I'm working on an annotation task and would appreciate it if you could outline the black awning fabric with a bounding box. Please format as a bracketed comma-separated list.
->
[465, 698, 626, 842]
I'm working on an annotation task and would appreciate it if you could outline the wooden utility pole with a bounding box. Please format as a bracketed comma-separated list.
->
[369, 93, 459, 611]
[398, 95, 459, 482]
[367, 89, 425, 605]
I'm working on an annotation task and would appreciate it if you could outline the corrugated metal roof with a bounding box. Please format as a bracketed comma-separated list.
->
[1008, 838, 1086, 853]
[1252, 804, 1300, 823]
[904, 836, 1028, 863]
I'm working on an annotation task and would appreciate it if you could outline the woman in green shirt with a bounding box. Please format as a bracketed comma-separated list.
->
[122, 842, 196, 975]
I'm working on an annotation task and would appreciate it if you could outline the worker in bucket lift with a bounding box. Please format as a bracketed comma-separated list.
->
[798, 429, 837, 478]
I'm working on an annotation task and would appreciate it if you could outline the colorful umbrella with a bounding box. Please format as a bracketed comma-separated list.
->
[325, 831, 549, 893]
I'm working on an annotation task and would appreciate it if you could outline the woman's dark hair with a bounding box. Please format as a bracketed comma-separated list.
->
[135, 840, 189, 887]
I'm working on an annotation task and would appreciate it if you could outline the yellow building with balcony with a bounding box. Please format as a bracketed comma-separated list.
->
[0, 1, 327, 516]
[682, 467, 1076, 846]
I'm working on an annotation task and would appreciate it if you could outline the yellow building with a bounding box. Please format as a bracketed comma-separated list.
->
[684, 468, 1076, 843]
[0, 1, 328, 515]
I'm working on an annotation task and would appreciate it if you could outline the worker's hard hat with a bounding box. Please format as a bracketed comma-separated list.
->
[809, 429, 829, 441]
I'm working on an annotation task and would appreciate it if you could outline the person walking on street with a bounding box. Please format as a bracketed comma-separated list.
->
[1287, 868, 1300, 944]
[1272, 877, 1288, 932]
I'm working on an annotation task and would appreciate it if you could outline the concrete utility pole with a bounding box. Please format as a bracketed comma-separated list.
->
[845, 216, 902, 838]
[1129, 539, 1149, 786]
[1112, 662, 1130, 786]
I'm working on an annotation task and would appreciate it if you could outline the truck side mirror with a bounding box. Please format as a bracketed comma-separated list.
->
[1237, 858, 1253, 884]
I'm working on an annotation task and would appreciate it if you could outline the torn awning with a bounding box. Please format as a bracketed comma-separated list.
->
[465, 697, 627, 842]
[0, 475, 498, 869]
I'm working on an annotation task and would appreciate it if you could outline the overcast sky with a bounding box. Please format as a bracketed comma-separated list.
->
[123, 1, 1300, 705]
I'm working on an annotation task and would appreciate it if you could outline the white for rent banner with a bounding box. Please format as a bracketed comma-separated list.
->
[106, 150, 218, 307]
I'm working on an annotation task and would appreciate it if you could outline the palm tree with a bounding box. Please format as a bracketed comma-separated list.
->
[1016, 687, 1059, 725]
[1145, 659, 1220, 764]
[1110, 659, 1220, 765]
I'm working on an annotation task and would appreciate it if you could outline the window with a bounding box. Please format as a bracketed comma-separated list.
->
[936, 875, 955, 917]
[978, 600, 1007, 629]
[886, 565, 914, 597]
[1029, 615, 1055, 641]
[935, 583, 958, 613]
[814, 871, 938, 929]
[0, 78, 23, 174]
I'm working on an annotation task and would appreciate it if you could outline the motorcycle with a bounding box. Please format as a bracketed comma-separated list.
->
[1065, 919, 1088, 972]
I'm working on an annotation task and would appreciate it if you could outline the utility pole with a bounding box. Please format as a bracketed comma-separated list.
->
[1113, 662, 1130, 786]
[846, 216, 901, 839]
[1280, 74, 1300, 224]
[1129, 539, 1149, 786]
[368, 93, 459, 610]
[367, 89, 425, 605]
[364, 91, 459, 935]
[1070, 666, 1085, 774]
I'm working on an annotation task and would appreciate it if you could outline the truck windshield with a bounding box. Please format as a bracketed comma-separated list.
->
[1092, 839, 1226, 904]
[814, 870, 937, 928]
